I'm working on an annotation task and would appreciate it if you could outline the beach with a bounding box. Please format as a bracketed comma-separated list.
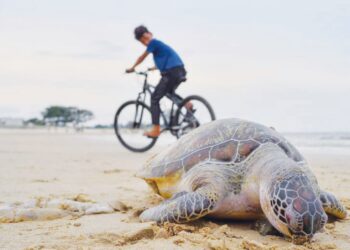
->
[0, 128, 349, 250]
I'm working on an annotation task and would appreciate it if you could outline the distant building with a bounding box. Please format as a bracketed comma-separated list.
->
[0, 117, 24, 128]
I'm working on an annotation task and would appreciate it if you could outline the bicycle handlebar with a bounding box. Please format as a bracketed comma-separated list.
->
[135, 71, 148, 76]
[125, 69, 151, 76]
[125, 69, 156, 89]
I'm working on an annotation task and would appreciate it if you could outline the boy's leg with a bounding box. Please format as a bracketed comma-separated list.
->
[171, 67, 188, 106]
[171, 85, 183, 104]
[144, 75, 171, 138]
[151, 76, 169, 124]
[169, 67, 186, 104]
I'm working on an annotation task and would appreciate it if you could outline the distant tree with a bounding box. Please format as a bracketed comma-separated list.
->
[41, 106, 94, 129]
[42, 106, 73, 126]
[94, 124, 112, 129]
[70, 108, 94, 130]
[25, 118, 45, 126]
[76, 109, 94, 124]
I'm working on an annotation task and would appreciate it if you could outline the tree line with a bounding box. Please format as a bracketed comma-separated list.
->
[26, 106, 94, 127]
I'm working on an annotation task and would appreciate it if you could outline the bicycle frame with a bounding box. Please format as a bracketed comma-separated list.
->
[134, 71, 183, 133]
[115, 70, 215, 151]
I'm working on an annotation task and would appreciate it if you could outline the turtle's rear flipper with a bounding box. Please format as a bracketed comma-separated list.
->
[140, 187, 217, 223]
[320, 191, 347, 219]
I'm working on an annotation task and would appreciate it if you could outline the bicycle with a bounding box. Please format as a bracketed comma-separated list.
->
[114, 70, 216, 152]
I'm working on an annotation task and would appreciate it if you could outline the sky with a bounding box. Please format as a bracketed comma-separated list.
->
[0, 0, 349, 132]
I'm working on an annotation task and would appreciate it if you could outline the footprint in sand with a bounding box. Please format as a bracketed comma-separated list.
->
[103, 168, 122, 174]
[31, 178, 59, 183]
[92, 225, 155, 246]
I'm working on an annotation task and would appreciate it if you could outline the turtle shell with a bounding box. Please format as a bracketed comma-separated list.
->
[139, 118, 304, 179]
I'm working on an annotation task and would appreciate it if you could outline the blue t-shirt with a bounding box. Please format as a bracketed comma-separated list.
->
[146, 39, 184, 72]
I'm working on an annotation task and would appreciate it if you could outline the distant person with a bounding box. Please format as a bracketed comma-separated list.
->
[126, 25, 187, 138]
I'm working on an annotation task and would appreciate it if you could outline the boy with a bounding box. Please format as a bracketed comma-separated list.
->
[126, 25, 187, 138]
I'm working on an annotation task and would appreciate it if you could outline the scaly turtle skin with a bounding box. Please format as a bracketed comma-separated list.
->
[138, 118, 347, 244]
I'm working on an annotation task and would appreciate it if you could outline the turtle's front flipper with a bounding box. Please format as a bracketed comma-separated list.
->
[320, 191, 347, 219]
[140, 187, 218, 223]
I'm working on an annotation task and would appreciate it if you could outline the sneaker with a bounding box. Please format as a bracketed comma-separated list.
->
[143, 125, 161, 138]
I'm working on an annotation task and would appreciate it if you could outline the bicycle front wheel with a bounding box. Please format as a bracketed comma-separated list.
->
[174, 95, 216, 138]
[114, 100, 157, 152]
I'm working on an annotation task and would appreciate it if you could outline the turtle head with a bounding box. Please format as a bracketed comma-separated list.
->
[261, 174, 327, 244]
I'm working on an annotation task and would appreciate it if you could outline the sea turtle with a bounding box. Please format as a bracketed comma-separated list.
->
[138, 118, 347, 244]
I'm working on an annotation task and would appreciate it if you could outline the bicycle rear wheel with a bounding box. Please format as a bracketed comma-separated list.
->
[114, 100, 157, 152]
[174, 95, 216, 138]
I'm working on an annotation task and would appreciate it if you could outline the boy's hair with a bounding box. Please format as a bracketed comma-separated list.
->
[134, 25, 149, 40]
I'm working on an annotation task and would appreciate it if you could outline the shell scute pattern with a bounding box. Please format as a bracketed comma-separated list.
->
[235, 140, 261, 163]
[210, 140, 238, 162]
[183, 147, 211, 171]
[144, 119, 306, 179]
[232, 122, 257, 140]
[254, 131, 280, 144]
[164, 160, 183, 176]
[278, 141, 304, 163]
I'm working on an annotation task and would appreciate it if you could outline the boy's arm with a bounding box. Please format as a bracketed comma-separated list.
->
[126, 51, 149, 73]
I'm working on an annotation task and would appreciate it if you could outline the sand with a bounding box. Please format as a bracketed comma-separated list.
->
[0, 128, 349, 250]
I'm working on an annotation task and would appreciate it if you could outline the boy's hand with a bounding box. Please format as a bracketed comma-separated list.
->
[125, 68, 135, 73]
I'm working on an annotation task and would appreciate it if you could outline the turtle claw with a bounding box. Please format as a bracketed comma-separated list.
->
[139, 208, 155, 222]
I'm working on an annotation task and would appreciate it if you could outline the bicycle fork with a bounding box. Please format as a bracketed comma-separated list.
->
[133, 102, 146, 129]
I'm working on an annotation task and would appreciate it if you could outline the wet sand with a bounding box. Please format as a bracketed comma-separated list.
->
[0, 129, 349, 250]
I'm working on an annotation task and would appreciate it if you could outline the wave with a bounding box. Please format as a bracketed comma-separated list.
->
[283, 132, 350, 148]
